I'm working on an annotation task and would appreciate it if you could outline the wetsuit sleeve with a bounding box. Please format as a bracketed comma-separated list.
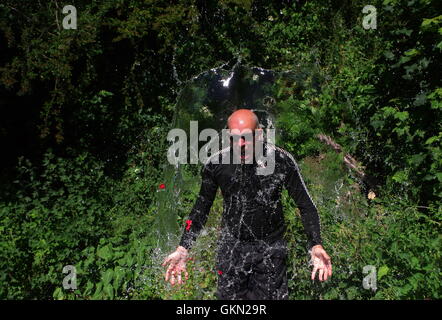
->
[179, 164, 218, 250]
[284, 157, 322, 250]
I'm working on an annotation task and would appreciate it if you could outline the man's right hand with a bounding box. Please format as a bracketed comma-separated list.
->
[162, 246, 189, 286]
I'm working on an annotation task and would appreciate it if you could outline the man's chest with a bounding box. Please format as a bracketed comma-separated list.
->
[214, 163, 287, 198]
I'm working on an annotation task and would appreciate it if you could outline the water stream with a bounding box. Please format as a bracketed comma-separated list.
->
[154, 59, 323, 248]
[151, 58, 335, 299]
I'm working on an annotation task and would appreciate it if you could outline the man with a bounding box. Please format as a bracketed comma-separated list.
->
[162, 109, 332, 300]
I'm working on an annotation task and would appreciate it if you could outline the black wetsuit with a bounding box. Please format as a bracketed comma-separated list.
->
[179, 142, 322, 300]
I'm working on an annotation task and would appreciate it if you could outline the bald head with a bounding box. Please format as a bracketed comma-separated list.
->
[227, 109, 259, 131]
[227, 110, 260, 162]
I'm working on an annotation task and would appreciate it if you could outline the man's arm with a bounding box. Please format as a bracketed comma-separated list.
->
[284, 155, 322, 250]
[163, 163, 218, 286]
[179, 163, 218, 250]
[283, 153, 332, 281]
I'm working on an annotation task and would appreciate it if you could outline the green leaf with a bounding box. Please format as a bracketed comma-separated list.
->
[104, 284, 114, 299]
[404, 48, 419, 57]
[392, 170, 408, 183]
[393, 111, 409, 121]
[421, 15, 442, 31]
[97, 245, 113, 261]
[396, 56, 411, 66]
[126, 255, 135, 267]
[53, 287, 64, 300]
[113, 268, 124, 290]
[384, 51, 395, 60]
[92, 282, 103, 300]
[425, 136, 439, 145]
[83, 281, 94, 296]
[378, 265, 389, 280]
[409, 153, 426, 166]
[102, 269, 114, 284]
[410, 257, 420, 268]
[370, 119, 384, 130]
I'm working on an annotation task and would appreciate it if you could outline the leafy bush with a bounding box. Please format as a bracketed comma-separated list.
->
[0, 151, 113, 298]
[0, 111, 170, 299]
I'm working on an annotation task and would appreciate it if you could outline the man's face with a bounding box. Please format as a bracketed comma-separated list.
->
[227, 109, 261, 161]
[228, 128, 255, 160]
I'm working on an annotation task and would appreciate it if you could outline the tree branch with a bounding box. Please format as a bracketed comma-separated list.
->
[316, 133, 377, 198]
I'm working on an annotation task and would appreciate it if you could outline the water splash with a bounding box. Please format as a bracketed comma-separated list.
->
[153, 58, 328, 298]
[156, 59, 322, 240]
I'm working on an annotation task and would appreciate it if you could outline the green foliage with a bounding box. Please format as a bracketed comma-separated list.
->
[289, 154, 442, 300]
[0, 151, 112, 298]
[0, 110, 170, 299]
[0, 0, 440, 300]
[52, 224, 162, 300]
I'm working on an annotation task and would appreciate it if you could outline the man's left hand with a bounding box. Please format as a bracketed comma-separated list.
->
[310, 245, 332, 281]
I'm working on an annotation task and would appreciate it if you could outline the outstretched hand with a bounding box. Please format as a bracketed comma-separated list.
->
[162, 246, 189, 286]
[310, 245, 332, 281]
